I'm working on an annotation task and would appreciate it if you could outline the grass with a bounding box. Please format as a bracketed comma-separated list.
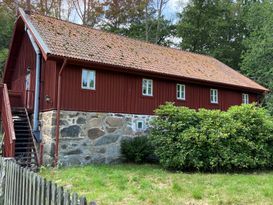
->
[40, 164, 273, 205]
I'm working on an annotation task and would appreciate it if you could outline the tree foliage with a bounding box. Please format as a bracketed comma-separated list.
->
[102, 0, 173, 45]
[241, 1, 273, 113]
[176, 0, 248, 70]
[0, 5, 14, 77]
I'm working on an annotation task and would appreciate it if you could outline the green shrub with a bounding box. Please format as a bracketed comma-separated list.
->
[150, 103, 273, 171]
[121, 136, 156, 163]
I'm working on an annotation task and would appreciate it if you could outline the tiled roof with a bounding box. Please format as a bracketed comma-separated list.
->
[25, 12, 267, 92]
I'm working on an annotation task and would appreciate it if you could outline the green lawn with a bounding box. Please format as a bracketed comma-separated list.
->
[40, 164, 273, 205]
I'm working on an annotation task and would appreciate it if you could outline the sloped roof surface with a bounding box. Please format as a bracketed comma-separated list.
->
[26, 12, 267, 91]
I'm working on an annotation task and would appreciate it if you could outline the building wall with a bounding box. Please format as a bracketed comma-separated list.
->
[40, 60, 58, 111]
[9, 31, 36, 108]
[40, 110, 153, 166]
[5, 31, 260, 114]
[57, 64, 259, 115]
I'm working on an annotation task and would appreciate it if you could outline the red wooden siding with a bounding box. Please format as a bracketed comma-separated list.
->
[58, 64, 259, 115]
[40, 60, 57, 111]
[9, 31, 36, 109]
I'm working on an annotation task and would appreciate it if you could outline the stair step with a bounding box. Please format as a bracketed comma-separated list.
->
[13, 117, 27, 119]
[12, 112, 26, 115]
[15, 129, 30, 132]
[15, 142, 33, 146]
[14, 125, 29, 128]
[15, 152, 35, 156]
[12, 109, 26, 113]
[15, 147, 34, 151]
[15, 130, 30, 133]
[15, 138, 32, 140]
[15, 133, 31, 135]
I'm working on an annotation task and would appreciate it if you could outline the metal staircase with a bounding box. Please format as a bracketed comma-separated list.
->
[12, 107, 39, 169]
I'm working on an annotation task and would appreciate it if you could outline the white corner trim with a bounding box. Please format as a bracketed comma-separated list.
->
[19, 8, 51, 55]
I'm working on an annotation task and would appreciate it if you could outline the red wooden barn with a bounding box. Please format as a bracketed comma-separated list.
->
[0, 8, 268, 166]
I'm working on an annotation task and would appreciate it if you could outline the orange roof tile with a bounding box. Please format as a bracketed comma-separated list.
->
[25, 12, 267, 92]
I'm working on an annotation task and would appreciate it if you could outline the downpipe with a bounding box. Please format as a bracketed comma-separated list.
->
[26, 28, 41, 142]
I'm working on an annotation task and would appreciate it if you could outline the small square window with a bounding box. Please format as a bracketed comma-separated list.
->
[177, 84, 185, 100]
[136, 120, 145, 131]
[242, 93, 249, 104]
[142, 79, 153, 96]
[82, 69, 95, 90]
[210, 89, 218, 104]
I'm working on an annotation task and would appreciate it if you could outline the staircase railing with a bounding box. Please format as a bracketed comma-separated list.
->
[1, 84, 16, 157]
[24, 107, 40, 166]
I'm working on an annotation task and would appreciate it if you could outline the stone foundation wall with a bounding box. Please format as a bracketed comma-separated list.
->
[40, 110, 153, 166]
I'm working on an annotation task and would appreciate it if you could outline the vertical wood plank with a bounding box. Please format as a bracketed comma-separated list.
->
[57, 186, 64, 205]
[25, 168, 29, 205]
[4, 161, 10, 205]
[80, 197, 87, 205]
[13, 163, 17, 205]
[45, 180, 51, 205]
[16, 164, 20, 205]
[63, 191, 71, 205]
[17, 167, 23, 205]
[32, 174, 37, 205]
[36, 175, 41, 205]
[51, 182, 57, 205]
[22, 168, 26, 205]
[11, 162, 16, 205]
[40, 177, 46, 205]
[27, 172, 33, 205]
[71, 193, 78, 205]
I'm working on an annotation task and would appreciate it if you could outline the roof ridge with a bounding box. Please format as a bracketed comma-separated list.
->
[29, 12, 214, 60]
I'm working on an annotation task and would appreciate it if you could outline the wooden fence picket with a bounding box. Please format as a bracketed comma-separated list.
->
[1, 158, 90, 205]
[40, 177, 46, 205]
[51, 182, 57, 205]
[22, 168, 26, 205]
[57, 186, 64, 205]
[72, 193, 78, 205]
[80, 197, 87, 205]
[63, 190, 71, 205]
[45, 180, 51, 205]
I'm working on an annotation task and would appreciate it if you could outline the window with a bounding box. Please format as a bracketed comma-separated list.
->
[210, 89, 218, 104]
[136, 120, 145, 131]
[177, 84, 185, 100]
[242, 93, 249, 104]
[142, 79, 153, 96]
[82, 69, 95, 90]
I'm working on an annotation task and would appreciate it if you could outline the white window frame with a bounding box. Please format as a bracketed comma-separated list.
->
[81, 69, 96, 90]
[210, 89, 218, 104]
[142, 78, 153, 96]
[136, 120, 145, 131]
[242, 93, 249, 104]
[176, 84, 186, 100]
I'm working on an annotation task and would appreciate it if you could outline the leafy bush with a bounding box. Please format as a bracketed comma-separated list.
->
[121, 136, 155, 163]
[150, 103, 273, 171]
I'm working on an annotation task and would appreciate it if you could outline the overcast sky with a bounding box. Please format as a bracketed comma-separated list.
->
[163, 0, 189, 21]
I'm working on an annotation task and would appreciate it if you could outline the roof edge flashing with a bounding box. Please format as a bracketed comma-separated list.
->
[19, 8, 50, 55]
